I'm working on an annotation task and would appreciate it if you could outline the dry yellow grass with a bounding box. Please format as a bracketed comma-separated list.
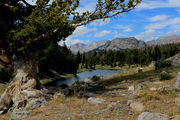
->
[0, 65, 180, 120]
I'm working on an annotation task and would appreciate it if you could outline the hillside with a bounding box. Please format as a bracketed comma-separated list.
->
[1, 65, 179, 120]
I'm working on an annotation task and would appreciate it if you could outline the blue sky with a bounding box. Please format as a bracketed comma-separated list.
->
[27, 0, 180, 45]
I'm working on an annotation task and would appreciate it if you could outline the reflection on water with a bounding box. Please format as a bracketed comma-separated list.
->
[56, 69, 119, 85]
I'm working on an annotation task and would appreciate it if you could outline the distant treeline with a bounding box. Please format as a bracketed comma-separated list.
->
[78, 43, 180, 69]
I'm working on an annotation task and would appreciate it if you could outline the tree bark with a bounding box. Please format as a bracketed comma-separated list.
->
[0, 57, 42, 114]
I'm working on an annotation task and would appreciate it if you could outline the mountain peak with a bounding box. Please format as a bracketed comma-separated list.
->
[147, 35, 180, 46]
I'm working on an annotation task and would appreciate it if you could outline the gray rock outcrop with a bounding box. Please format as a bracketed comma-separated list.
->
[175, 71, 180, 90]
[136, 112, 168, 120]
[88, 97, 105, 104]
[166, 53, 180, 67]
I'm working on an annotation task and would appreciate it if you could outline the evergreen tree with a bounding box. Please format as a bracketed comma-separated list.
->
[0, 0, 141, 113]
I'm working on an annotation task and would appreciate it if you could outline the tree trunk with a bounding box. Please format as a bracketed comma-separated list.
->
[0, 57, 42, 114]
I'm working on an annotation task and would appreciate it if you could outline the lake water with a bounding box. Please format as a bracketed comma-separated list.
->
[56, 69, 119, 85]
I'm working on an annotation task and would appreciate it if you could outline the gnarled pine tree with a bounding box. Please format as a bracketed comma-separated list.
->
[0, 0, 141, 113]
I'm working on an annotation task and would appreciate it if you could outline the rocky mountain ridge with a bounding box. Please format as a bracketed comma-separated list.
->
[70, 35, 180, 53]
[147, 35, 180, 46]
[93, 37, 146, 52]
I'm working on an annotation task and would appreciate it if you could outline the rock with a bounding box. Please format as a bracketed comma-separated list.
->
[130, 102, 144, 112]
[83, 93, 97, 97]
[127, 90, 139, 98]
[158, 85, 174, 93]
[175, 97, 180, 106]
[166, 52, 180, 67]
[62, 88, 74, 96]
[25, 97, 47, 110]
[137, 83, 148, 90]
[121, 80, 126, 83]
[107, 100, 129, 110]
[137, 67, 143, 73]
[11, 108, 32, 120]
[88, 97, 105, 104]
[153, 82, 163, 85]
[107, 101, 122, 110]
[150, 87, 157, 91]
[127, 100, 133, 106]
[64, 81, 105, 97]
[53, 92, 65, 99]
[128, 85, 135, 91]
[84, 78, 92, 83]
[137, 112, 168, 120]
[175, 71, 180, 90]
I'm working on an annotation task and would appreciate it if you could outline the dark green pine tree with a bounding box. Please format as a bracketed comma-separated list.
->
[0, 0, 141, 112]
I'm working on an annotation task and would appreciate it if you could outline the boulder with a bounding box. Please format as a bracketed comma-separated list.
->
[25, 97, 47, 110]
[64, 81, 105, 97]
[137, 112, 168, 120]
[84, 78, 92, 83]
[11, 108, 32, 120]
[107, 100, 130, 110]
[130, 102, 144, 112]
[175, 71, 180, 90]
[107, 101, 122, 110]
[150, 87, 157, 91]
[88, 97, 105, 104]
[153, 82, 163, 85]
[137, 67, 143, 73]
[128, 85, 135, 91]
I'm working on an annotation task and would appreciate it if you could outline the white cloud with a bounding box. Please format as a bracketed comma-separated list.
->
[135, 29, 156, 41]
[114, 24, 133, 33]
[76, 2, 96, 14]
[137, 0, 180, 10]
[94, 30, 111, 38]
[113, 33, 128, 38]
[91, 18, 110, 26]
[70, 26, 97, 37]
[123, 28, 133, 33]
[165, 24, 180, 35]
[149, 15, 169, 22]
[59, 37, 85, 46]
[146, 17, 180, 30]
[177, 9, 180, 14]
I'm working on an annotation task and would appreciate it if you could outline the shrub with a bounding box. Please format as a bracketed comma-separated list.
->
[155, 60, 171, 69]
[91, 75, 101, 82]
[136, 90, 160, 102]
[159, 71, 171, 80]
[0, 68, 12, 83]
